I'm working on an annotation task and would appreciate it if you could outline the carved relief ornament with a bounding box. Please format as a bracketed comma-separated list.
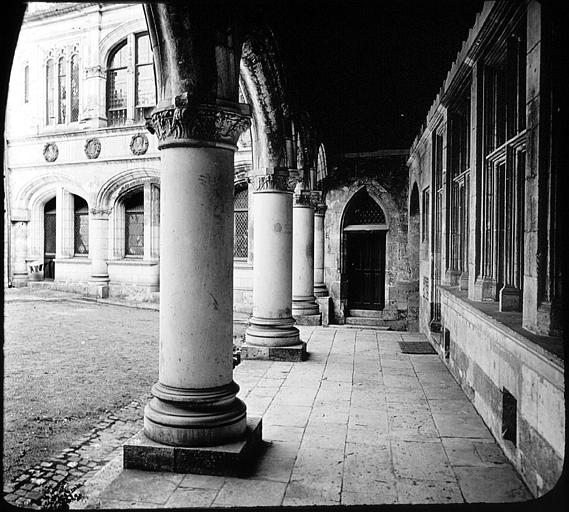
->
[147, 95, 251, 148]
[43, 142, 59, 162]
[84, 138, 101, 159]
[130, 133, 149, 155]
[293, 190, 315, 207]
[250, 173, 297, 193]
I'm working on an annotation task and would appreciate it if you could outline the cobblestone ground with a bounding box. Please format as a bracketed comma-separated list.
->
[2, 288, 246, 509]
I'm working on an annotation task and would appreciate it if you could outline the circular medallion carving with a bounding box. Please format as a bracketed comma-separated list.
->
[130, 133, 149, 156]
[43, 142, 59, 162]
[84, 138, 101, 159]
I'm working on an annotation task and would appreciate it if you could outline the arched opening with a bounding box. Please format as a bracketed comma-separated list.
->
[342, 188, 387, 311]
[408, 182, 420, 330]
[44, 197, 56, 279]
[74, 195, 89, 256]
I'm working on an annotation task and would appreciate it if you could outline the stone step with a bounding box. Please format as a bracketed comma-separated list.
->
[345, 317, 390, 329]
[347, 309, 383, 318]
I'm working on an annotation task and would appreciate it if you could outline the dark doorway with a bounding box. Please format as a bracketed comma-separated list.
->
[44, 197, 56, 279]
[346, 230, 386, 310]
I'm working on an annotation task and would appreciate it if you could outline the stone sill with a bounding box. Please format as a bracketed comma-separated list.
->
[107, 259, 159, 266]
[54, 258, 91, 264]
[233, 260, 252, 269]
[440, 286, 564, 367]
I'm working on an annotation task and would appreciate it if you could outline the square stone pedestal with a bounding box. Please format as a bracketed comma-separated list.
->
[123, 417, 263, 477]
[240, 341, 307, 362]
[293, 313, 321, 326]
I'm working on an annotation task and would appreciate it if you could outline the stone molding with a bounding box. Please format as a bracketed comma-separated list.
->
[250, 172, 296, 193]
[147, 94, 251, 148]
[89, 207, 112, 218]
[84, 138, 101, 159]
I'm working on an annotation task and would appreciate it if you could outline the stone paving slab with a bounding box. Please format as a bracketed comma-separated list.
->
[4, 315, 534, 508]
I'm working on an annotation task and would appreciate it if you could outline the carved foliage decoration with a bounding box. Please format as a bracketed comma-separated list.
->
[251, 173, 297, 193]
[43, 142, 59, 162]
[84, 138, 101, 159]
[147, 95, 251, 147]
[130, 133, 149, 156]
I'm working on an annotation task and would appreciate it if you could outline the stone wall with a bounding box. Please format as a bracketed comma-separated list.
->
[438, 287, 564, 497]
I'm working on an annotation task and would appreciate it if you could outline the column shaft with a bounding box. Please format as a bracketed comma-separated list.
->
[313, 206, 327, 296]
[88, 209, 110, 298]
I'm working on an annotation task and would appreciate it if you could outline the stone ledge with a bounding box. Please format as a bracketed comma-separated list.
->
[293, 313, 322, 326]
[123, 417, 263, 477]
[240, 342, 307, 362]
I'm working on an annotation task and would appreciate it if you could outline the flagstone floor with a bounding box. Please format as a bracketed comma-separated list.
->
[83, 326, 532, 508]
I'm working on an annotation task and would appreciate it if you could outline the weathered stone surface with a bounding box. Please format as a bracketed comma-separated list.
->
[240, 341, 306, 361]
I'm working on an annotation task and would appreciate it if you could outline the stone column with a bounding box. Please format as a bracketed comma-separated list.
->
[242, 169, 304, 361]
[88, 208, 110, 298]
[142, 98, 253, 448]
[11, 213, 30, 287]
[292, 190, 320, 323]
[313, 202, 327, 297]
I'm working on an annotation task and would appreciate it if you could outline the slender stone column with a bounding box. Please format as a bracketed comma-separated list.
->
[142, 97, 252, 447]
[313, 202, 327, 297]
[88, 208, 110, 298]
[11, 218, 29, 287]
[242, 170, 303, 360]
[292, 191, 320, 320]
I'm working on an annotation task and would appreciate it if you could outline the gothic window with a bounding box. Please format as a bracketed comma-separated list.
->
[449, 91, 471, 275]
[107, 41, 128, 126]
[233, 187, 248, 258]
[70, 54, 79, 122]
[74, 196, 89, 256]
[124, 189, 144, 257]
[57, 57, 66, 124]
[106, 33, 156, 127]
[46, 58, 55, 125]
[316, 144, 328, 184]
[344, 190, 386, 226]
[24, 64, 29, 103]
[480, 17, 526, 303]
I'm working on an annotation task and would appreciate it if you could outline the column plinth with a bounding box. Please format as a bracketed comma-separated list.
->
[242, 171, 303, 361]
[141, 97, 253, 447]
[292, 192, 320, 323]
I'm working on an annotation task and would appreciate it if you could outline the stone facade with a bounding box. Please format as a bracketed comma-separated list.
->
[407, 0, 564, 497]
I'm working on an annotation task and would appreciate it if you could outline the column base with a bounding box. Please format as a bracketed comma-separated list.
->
[314, 283, 328, 297]
[124, 416, 263, 476]
[292, 296, 320, 317]
[293, 313, 322, 326]
[241, 341, 307, 361]
[499, 285, 521, 312]
[11, 273, 29, 287]
[143, 381, 247, 447]
[88, 277, 109, 299]
[245, 317, 300, 347]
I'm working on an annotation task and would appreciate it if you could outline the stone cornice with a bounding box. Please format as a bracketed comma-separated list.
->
[146, 95, 252, 150]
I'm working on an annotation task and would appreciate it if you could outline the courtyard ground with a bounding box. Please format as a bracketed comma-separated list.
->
[3, 287, 534, 508]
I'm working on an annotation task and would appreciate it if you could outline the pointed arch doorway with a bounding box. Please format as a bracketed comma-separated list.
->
[342, 188, 387, 310]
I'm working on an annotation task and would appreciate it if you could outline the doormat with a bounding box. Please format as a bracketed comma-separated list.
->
[399, 342, 437, 354]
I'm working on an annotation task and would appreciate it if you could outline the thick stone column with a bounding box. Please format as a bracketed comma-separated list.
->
[88, 208, 110, 298]
[292, 190, 321, 324]
[141, 98, 252, 448]
[242, 170, 304, 361]
[11, 213, 29, 287]
[313, 202, 327, 297]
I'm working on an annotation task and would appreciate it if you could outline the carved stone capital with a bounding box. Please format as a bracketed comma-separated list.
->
[147, 94, 251, 149]
[293, 190, 314, 207]
[314, 203, 327, 215]
[250, 169, 296, 192]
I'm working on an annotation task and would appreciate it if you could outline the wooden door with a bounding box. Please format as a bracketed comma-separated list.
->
[347, 230, 386, 309]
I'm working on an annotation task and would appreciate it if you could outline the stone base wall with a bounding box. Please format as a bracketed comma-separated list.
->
[437, 287, 564, 497]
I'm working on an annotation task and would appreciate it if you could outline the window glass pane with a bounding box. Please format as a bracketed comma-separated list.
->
[135, 64, 155, 106]
[234, 211, 248, 258]
[58, 57, 66, 124]
[46, 59, 55, 125]
[44, 214, 56, 254]
[136, 34, 152, 64]
[70, 54, 79, 122]
[125, 212, 144, 256]
[74, 213, 89, 254]
[110, 43, 127, 68]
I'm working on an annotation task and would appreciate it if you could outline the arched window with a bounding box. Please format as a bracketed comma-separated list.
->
[70, 54, 79, 122]
[107, 41, 128, 126]
[233, 188, 248, 258]
[316, 144, 327, 183]
[124, 189, 144, 256]
[74, 196, 89, 255]
[57, 57, 67, 124]
[46, 59, 55, 125]
[107, 33, 156, 127]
